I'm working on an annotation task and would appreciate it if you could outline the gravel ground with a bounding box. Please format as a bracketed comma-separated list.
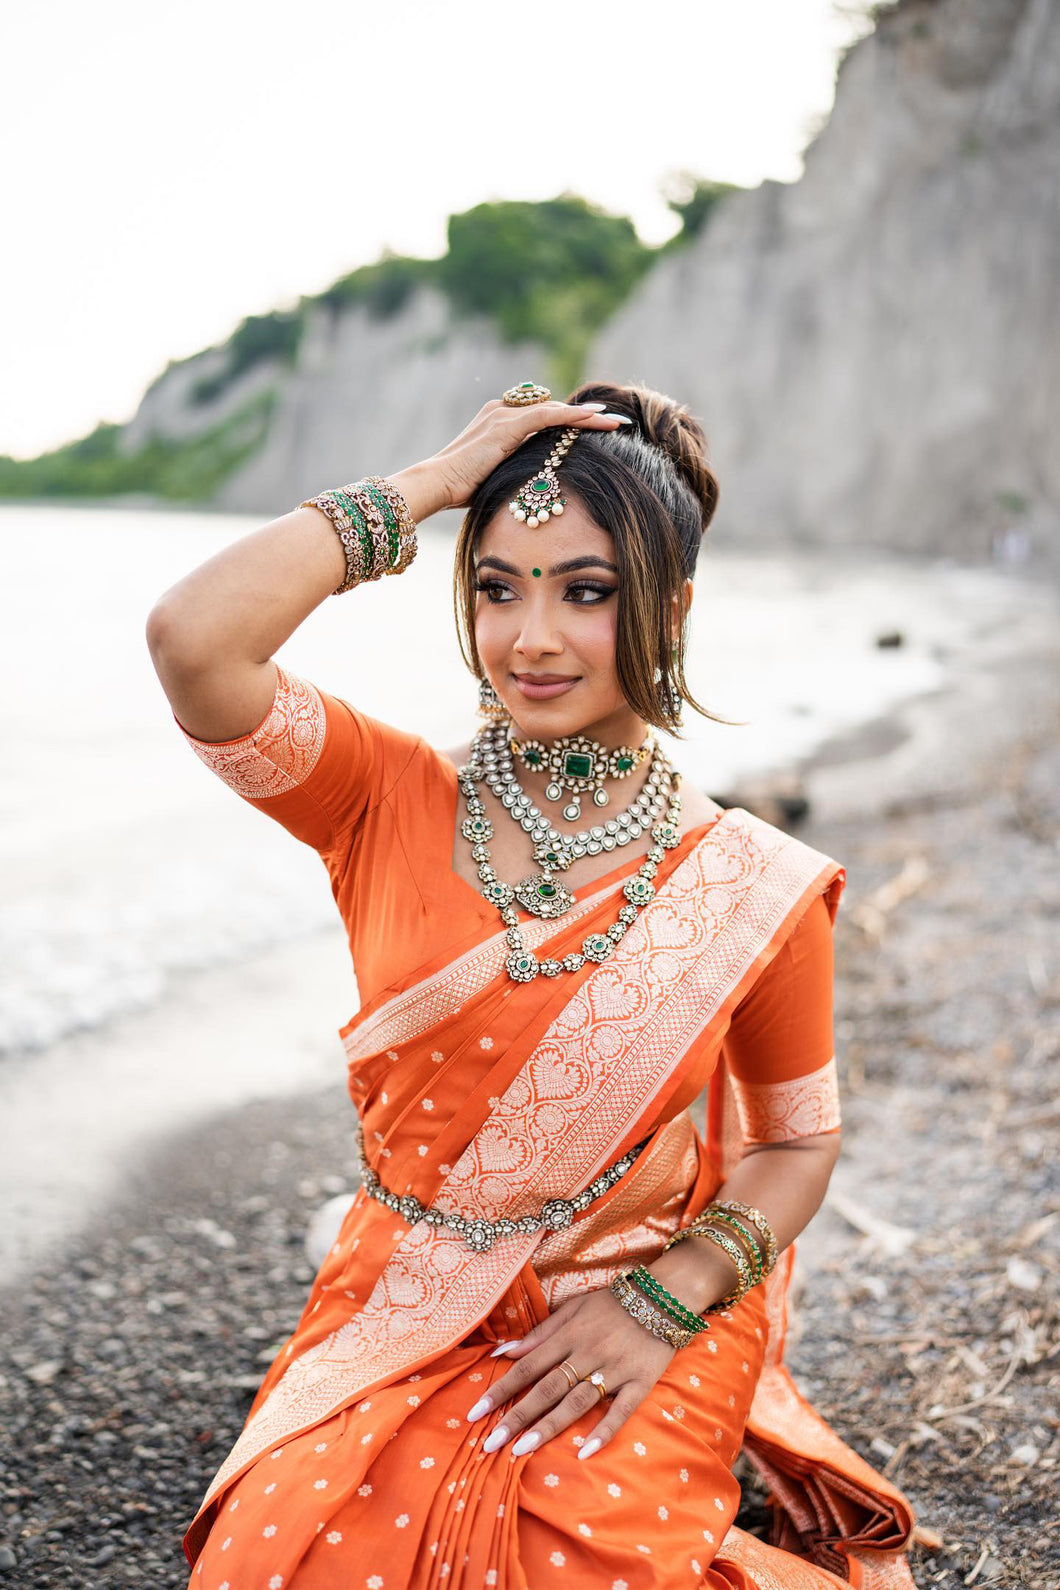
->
[1, 682, 1057, 1589]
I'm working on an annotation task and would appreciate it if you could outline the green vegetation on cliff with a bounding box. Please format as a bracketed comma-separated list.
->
[0, 390, 277, 504]
[439, 194, 657, 395]
[0, 181, 739, 502]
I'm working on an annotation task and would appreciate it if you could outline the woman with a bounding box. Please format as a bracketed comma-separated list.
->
[147, 381, 916, 1589]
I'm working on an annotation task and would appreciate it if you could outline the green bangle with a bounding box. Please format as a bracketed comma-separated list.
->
[700, 1210, 763, 1285]
[710, 1199, 778, 1276]
[611, 1274, 695, 1349]
[627, 1266, 710, 1334]
[359, 480, 400, 567]
[332, 492, 375, 580]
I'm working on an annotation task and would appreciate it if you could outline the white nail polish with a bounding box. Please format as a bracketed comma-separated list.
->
[511, 1430, 540, 1457]
[599, 412, 632, 423]
[466, 1397, 492, 1422]
[578, 1437, 602, 1461]
[489, 1339, 519, 1357]
[481, 1425, 509, 1454]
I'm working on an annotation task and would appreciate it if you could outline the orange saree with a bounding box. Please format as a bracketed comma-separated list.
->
[173, 663, 916, 1590]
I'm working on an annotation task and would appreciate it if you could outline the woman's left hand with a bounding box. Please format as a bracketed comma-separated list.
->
[465, 1285, 679, 1461]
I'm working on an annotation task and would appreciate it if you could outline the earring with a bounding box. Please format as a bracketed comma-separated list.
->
[656, 653, 684, 729]
[477, 677, 509, 722]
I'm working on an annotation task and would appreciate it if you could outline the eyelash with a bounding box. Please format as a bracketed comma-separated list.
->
[472, 579, 615, 606]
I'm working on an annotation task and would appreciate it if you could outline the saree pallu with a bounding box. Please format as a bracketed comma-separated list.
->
[182, 806, 915, 1589]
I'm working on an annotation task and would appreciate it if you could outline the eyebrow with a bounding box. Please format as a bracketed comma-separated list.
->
[476, 554, 619, 577]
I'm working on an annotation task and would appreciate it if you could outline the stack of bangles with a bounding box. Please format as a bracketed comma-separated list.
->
[299, 475, 418, 593]
[609, 1200, 778, 1350]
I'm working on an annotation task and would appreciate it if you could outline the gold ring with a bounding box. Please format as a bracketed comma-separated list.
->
[557, 1359, 580, 1390]
[502, 381, 552, 406]
[586, 1369, 609, 1402]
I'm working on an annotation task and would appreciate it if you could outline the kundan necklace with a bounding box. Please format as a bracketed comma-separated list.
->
[478, 721, 671, 857]
[458, 724, 684, 984]
[509, 728, 653, 823]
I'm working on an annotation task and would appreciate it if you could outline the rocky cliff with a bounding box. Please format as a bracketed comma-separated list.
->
[107, 0, 1060, 559]
[590, 0, 1060, 559]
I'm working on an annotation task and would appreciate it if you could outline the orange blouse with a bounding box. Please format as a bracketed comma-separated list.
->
[175, 661, 840, 1142]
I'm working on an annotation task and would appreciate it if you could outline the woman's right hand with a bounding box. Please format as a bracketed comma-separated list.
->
[419, 396, 628, 512]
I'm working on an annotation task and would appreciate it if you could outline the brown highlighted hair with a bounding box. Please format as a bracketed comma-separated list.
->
[453, 379, 726, 736]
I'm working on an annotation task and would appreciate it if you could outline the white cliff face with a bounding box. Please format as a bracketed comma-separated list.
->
[118, 346, 282, 455]
[212, 286, 547, 515]
[590, 0, 1059, 559]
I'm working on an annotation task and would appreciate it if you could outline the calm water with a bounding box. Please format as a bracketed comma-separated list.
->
[0, 501, 1039, 1060]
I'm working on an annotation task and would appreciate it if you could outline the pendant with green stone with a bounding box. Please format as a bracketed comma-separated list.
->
[505, 949, 539, 983]
[623, 875, 656, 906]
[582, 933, 614, 963]
[481, 879, 514, 908]
[532, 840, 573, 872]
[513, 872, 575, 919]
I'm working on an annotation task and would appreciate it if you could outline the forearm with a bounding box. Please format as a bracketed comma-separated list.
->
[645, 1133, 841, 1314]
[146, 460, 449, 669]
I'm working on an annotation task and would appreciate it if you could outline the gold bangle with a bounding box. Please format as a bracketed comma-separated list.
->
[665, 1222, 753, 1312]
[697, 1209, 763, 1286]
[709, 1199, 778, 1277]
[301, 489, 370, 592]
[300, 475, 418, 594]
[367, 474, 419, 573]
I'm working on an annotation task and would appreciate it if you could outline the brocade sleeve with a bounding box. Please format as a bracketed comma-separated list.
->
[722, 891, 842, 1144]
[173, 660, 422, 856]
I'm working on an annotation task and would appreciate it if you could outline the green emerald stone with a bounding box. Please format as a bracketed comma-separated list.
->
[525, 749, 542, 766]
[564, 752, 593, 779]
[617, 755, 634, 772]
[538, 882, 556, 898]
[519, 382, 534, 389]
[531, 478, 550, 493]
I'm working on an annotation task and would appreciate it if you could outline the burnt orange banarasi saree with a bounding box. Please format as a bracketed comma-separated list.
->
[174, 664, 916, 1590]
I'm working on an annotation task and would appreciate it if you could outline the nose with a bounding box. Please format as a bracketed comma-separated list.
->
[513, 596, 564, 662]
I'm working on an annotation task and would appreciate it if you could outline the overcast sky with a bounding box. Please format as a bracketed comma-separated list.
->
[1, 1, 872, 458]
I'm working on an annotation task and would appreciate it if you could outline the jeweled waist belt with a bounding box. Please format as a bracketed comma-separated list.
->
[354, 1123, 651, 1254]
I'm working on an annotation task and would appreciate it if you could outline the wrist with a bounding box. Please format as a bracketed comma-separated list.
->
[387, 461, 455, 523]
[646, 1240, 742, 1316]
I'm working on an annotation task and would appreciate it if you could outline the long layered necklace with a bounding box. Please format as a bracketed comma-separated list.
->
[457, 721, 683, 984]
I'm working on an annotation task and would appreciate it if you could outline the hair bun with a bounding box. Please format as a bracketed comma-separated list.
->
[567, 379, 719, 533]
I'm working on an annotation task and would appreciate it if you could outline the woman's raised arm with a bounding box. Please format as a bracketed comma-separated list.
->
[145, 396, 620, 743]
[143, 462, 448, 743]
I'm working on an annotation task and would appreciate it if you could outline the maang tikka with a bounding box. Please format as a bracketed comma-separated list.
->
[508, 427, 581, 526]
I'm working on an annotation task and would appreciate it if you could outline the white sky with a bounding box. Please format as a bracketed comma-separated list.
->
[0, 1, 872, 459]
